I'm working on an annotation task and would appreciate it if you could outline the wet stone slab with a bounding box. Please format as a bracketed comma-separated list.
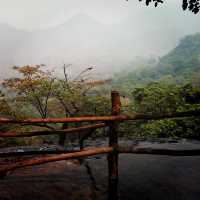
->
[1, 138, 200, 200]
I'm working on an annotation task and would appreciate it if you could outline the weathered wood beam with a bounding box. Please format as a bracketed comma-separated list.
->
[108, 91, 121, 200]
[0, 147, 113, 175]
[0, 149, 80, 157]
[118, 146, 200, 156]
[0, 116, 121, 123]
[0, 123, 106, 137]
[0, 110, 199, 124]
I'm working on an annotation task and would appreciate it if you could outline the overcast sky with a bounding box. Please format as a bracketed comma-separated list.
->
[0, 0, 199, 78]
[0, 0, 193, 31]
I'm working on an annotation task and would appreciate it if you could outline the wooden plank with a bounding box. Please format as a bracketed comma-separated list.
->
[0, 110, 199, 124]
[0, 123, 106, 137]
[0, 116, 121, 123]
[0, 147, 113, 175]
[0, 149, 81, 157]
[108, 91, 121, 200]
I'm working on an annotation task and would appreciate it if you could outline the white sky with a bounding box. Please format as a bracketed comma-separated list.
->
[0, 0, 199, 78]
[0, 0, 185, 30]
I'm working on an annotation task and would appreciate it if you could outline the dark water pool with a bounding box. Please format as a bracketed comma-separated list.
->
[1, 138, 200, 200]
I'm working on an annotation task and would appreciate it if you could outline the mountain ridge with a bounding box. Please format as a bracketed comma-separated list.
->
[113, 33, 200, 94]
[0, 13, 200, 78]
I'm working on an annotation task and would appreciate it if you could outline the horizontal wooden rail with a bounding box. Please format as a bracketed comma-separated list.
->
[0, 116, 120, 123]
[1, 91, 199, 199]
[0, 149, 81, 157]
[0, 110, 199, 124]
[3, 146, 200, 158]
[0, 123, 106, 138]
[118, 146, 200, 156]
[2, 145, 200, 176]
[0, 147, 113, 175]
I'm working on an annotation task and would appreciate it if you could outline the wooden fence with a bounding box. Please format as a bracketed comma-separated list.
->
[0, 91, 200, 200]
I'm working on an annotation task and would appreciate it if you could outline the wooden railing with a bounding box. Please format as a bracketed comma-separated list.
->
[0, 91, 200, 200]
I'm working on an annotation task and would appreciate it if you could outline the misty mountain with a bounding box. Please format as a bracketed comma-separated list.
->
[15, 14, 112, 71]
[114, 8, 200, 57]
[113, 33, 200, 94]
[0, 12, 200, 78]
[156, 33, 200, 77]
[0, 24, 28, 78]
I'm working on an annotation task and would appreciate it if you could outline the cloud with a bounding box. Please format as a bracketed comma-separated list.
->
[0, 0, 199, 78]
[0, 0, 185, 30]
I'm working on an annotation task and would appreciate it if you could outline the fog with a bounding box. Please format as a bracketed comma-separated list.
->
[0, 0, 199, 78]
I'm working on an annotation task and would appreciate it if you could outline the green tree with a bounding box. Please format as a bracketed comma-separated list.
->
[130, 82, 200, 138]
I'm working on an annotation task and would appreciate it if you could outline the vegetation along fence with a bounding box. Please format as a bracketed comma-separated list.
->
[0, 91, 200, 199]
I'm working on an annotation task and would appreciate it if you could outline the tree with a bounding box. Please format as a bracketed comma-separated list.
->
[51, 64, 111, 145]
[1, 64, 111, 146]
[2, 65, 54, 119]
[132, 82, 184, 114]
[130, 82, 200, 138]
[132, 0, 200, 14]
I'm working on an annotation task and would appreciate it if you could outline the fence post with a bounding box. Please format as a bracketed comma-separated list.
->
[58, 123, 67, 146]
[108, 91, 121, 200]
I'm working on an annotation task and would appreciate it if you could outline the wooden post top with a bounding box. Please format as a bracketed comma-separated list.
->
[111, 91, 121, 116]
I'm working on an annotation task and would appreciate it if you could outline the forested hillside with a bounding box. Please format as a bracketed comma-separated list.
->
[157, 33, 200, 79]
[113, 33, 200, 95]
[112, 33, 200, 139]
[1, 33, 200, 146]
